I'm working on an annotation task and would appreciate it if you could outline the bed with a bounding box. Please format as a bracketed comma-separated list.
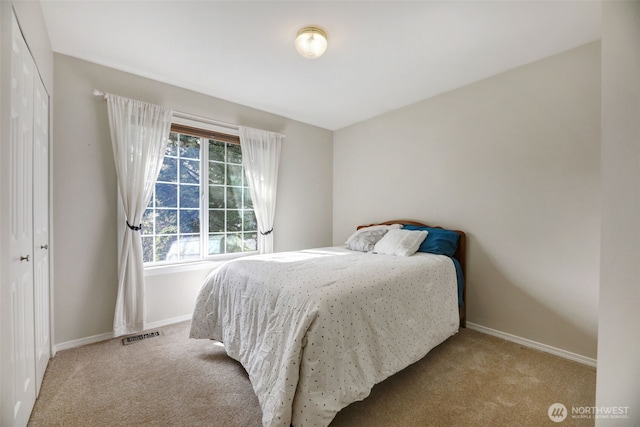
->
[189, 220, 466, 427]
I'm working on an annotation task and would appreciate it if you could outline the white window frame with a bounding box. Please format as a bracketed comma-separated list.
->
[129, 113, 257, 275]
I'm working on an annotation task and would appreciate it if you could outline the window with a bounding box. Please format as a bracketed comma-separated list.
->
[141, 120, 257, 264]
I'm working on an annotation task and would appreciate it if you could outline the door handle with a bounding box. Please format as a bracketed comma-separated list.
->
[40, 244, 48, 250]
[20, 255, 30, 262]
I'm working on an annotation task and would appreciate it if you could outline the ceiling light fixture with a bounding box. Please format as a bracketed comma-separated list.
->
[295, 26, 328, 59]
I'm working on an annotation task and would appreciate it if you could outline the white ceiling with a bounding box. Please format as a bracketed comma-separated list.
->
[39, 0, 601, 130]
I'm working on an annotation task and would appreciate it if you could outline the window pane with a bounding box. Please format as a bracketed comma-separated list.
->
[226, 233, 243, 253]
[227, 164, 243, 186]
[180, 185, 199, 208]
[209, 210, 225, 233]
[209, 140, 225, 162]
[179, 134, 200, 159]
[243, 210, 257, 231]
[180, 159, 200, 184]
[208, 234, 224, 255]
[177, 235, 201, 260]
[156, 183, 177, 208]
[179, 209, 200, 233]
[141, 210, 155, 235]
[156, 209, 177, 233]
[208, 162, 225, 185]
[209, 186, 224, 208]
[166, 133, 178, 156]
[227, 187, 242, 209]
[158, 157, 177, 182]
[243, 233, 257, 252]
[142, 236, 154, 263]
[156, 235, 176, 262]
[228, 143, 242, 164]
[227, 210, 242, 232]
[243, 188, 253, 209]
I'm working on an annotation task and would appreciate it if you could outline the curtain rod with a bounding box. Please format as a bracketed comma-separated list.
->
[92, 89, 239, 131]
[93, 89, 107, 99]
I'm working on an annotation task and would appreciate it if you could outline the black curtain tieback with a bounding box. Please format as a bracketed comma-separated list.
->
[260, 228, 274, 236]
[126, 220, 142, 231]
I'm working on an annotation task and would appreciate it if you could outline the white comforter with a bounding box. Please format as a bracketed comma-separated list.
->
[190, 246, 459, 427]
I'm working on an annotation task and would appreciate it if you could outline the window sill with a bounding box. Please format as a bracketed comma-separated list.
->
[144, 252, 257, 277]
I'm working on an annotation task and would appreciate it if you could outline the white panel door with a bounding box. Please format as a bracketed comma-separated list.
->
[8, 13, 36, 427]
[32, 75, 50, 394]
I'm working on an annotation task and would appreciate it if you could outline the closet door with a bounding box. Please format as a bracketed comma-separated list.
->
[9, 12, 37, 427]
[33, 75, 50, 394]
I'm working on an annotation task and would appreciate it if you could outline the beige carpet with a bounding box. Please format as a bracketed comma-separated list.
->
[28, 321, 595, 427]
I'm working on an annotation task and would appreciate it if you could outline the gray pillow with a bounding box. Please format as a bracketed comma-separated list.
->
[346, 229, 389, 252]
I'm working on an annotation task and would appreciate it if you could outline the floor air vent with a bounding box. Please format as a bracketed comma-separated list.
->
[122, 331, 161, 345]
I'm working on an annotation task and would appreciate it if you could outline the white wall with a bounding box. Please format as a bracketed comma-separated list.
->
[334, 43, 600, 359]
[596, 2, 640, 425]
[52, 54, 333, 345]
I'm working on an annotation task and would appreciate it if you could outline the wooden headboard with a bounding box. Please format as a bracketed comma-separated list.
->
[357, 220, 467, 328]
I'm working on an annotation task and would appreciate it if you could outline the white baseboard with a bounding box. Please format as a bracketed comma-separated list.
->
[53, 331, 114, 354]
[466, 322, 597, 367]
[53, 314, 193, 354]
[145, 314, 192, 330]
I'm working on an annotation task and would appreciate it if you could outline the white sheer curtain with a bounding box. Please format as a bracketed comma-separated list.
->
[240, 126, 283, 254]
[106, 94, 173, 337]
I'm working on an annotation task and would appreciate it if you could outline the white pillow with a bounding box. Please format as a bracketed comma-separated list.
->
[372, 229, 428, 257]
[345, 224, 402, 247]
